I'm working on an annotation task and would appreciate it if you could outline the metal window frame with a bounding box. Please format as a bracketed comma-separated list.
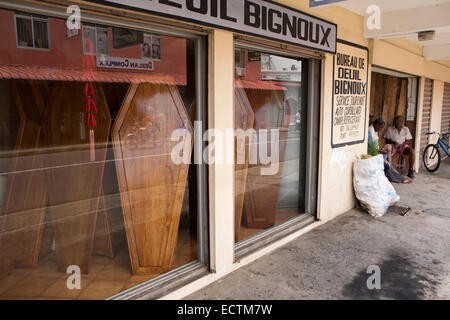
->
[14, 13, 51, 51]
[2, 0, 210, 301]
[233, 40, 321, 260]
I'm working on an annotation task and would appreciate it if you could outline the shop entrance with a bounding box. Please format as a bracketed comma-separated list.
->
[369, 69, 419, 171]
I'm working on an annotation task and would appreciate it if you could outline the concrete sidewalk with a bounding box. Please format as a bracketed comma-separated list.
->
[187, 159, 450, 300]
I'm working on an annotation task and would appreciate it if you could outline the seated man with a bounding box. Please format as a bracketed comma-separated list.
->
[384, 115, 416, 179]
[369, 117, 412, 184]
[368, 118, 392, 161]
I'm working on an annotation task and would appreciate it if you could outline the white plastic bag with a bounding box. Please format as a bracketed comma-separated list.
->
[353, 154, 400, 217]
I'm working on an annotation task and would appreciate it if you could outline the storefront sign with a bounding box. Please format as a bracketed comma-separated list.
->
[309, 0, 346, 8]
[91, 0, 337, 53]
[332, 40, 368, 148]
[96, 56, 154, 71]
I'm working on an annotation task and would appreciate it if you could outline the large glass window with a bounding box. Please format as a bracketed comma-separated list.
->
[0, 8, 205, 300]
[234, 45, 315, 244]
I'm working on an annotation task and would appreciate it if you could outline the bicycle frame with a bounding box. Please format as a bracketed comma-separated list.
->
[437, 137, 450, 157]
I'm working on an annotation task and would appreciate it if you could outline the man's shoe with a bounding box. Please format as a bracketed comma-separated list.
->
[407, 170, 415, 179]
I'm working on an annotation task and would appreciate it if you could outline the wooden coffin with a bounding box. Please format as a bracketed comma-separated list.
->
[234, 88, 255, 242]
[243, 89, 289, 229]
[92, 189, 126, 258]
[92, 84, 129, 258]
[112, 83, 193, 274]
[45, 82, 111, 273]
[0, 81, 48, 278]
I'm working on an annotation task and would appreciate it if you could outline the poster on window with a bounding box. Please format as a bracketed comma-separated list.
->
[113, 27, 143, 49]
[142, 34, 161, 60]
[152, 36, 161, 60]
[142, 34, 152, 59]
[96, 27, 110, 56]
[82, 26, 96, 55]
[331, 40, 369, 148]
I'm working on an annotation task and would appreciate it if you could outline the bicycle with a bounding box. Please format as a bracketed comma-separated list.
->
[423, 131, 450, 172]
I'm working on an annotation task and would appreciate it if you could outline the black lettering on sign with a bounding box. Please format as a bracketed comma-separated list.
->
[297, 18, 308, 41]
[186, 0, 207, 14]
[320, 26, 331, 46]
[244, 0, 260, 28]
[159, 0, 181, 9]
[211, 0, 218, 17]
[309, 22, 319, 44]
[268, 9, 281, 34]
[220, 0, 237, 22]
[282, 13, 296, 37]
[261, 5, 267, 30]
[103, 0, 337, 53]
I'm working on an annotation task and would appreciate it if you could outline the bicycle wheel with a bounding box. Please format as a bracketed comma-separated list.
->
[423, 144, 441, 172]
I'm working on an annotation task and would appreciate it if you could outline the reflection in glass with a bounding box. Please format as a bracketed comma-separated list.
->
[234, 48, 306, 243]
[0, 7, 198, 300]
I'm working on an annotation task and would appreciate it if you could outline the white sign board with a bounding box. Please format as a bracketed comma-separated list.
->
[97, 56, 154, 71]
[90, 0, 337, 53]
[332, 40, 369, 148]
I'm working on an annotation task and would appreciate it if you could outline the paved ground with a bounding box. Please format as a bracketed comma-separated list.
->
[187, 159, 450, 300]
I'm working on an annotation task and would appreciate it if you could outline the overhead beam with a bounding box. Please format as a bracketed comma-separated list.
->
[364, 3, 450, 39]
[405, 31, 450, 47]
[423, 44, 450, 61]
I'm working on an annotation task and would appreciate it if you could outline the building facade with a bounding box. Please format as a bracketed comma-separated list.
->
[0, 0, 448, 300]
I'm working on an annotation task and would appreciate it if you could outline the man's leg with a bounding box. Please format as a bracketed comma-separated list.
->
[386, 144, 393, 163]
[404, 147, 415, 178]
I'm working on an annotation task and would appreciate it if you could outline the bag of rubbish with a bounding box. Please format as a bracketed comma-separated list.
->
[353, 154, 400, 217]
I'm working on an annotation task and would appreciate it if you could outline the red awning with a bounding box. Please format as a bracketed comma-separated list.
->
[235, 79, 287, 91]
[0, 65, 187, 85]
[277, 81, 301, 87]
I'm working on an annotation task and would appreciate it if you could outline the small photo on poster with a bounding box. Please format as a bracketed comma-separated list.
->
[142, 34, 152, 59]
[96, 27, 110, 56]
[151, 36, 161, 60]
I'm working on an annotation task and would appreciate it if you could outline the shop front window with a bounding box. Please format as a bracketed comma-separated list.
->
[234, 46, 314, 244]
[0, 7, 205, 300]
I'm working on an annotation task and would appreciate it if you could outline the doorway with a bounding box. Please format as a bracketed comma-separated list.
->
[369, 70, 419, 169]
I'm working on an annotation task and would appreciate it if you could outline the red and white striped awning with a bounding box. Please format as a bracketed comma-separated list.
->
[0, 65, 187, 85]
[235, 79, 287, 91]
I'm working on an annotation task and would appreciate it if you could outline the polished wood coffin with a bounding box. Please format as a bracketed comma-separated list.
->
[243, 89, 289, 229]
[45, 82, 111, 273]
[93, 188, 126, 258]
[112, 83, 193, 274]
[0, 81, 49, 278]
[234, 88, 254, 242]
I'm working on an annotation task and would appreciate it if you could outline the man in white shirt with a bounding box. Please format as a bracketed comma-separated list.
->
[368, 118, 392, 162]
[384, 115, 415, 179]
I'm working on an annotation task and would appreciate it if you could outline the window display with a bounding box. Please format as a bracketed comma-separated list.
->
[112, 83, 193, 274]
[0, 7, 201, 300]
[234, 47, 307, 242]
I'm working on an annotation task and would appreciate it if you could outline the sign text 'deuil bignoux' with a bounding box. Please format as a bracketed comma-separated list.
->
[96, 0, 337, 53]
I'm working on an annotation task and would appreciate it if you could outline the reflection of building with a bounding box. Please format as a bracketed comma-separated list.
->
[0, 9, 186, 82]
[261, 54, 302, 82]
[235, 49, 302, 129]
